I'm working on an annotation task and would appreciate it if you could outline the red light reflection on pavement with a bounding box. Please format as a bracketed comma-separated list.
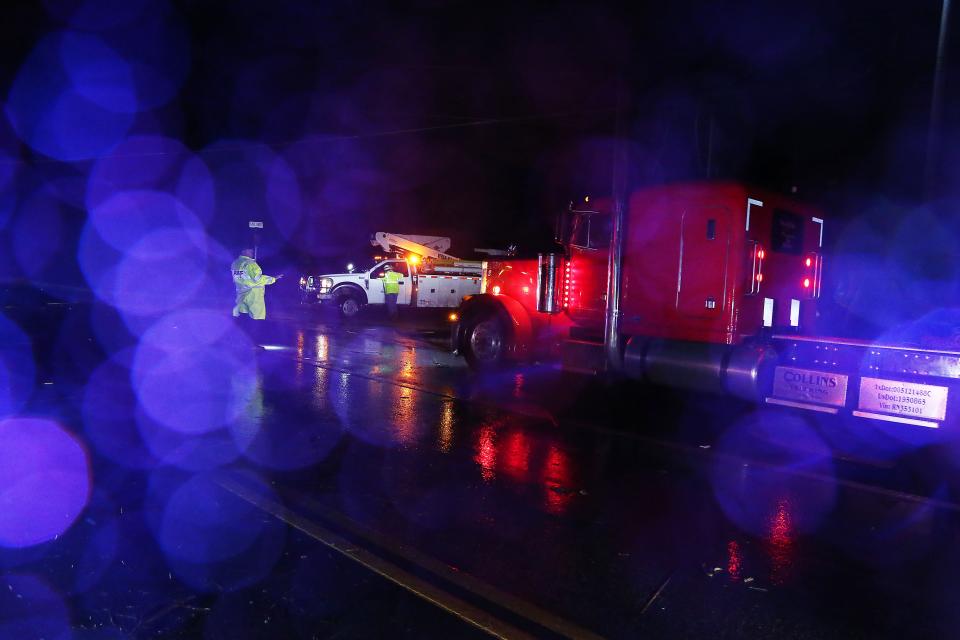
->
[503, 430, 530, 480]
[474, 424, 497, 482]
[765, 497, 796, 585]
[727, 540, 743, 582]
[543, 443, 573, 515]
[513, 373, 525, 398]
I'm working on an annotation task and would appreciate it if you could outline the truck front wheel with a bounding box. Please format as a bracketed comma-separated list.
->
[338, 295, 361, 318]
[462, 313, 506, 370]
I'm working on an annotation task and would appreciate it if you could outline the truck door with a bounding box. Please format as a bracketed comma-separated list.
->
[369, 261, 412, 305]
[676, 205, 730, 318]
[393, 261, 412, 305]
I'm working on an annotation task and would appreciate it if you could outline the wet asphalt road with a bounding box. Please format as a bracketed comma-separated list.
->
[5, 301, 960, 639]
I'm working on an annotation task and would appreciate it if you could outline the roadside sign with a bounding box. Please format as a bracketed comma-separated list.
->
[249, 221, 264, 229]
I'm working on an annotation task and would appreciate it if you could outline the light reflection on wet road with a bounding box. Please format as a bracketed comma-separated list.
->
[5, 306, 960, 638]
[239, 317, 960, 638]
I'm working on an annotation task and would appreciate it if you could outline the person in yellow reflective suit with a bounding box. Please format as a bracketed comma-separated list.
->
[382, 263, 401, 319]
[231, 249, 282, 320]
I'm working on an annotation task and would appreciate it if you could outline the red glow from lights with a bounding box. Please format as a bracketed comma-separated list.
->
[544, 443, 573, 515]
[503, 430, 530, 480]
[474, 425, 497, 482]
[756, 273, 763, 283]
[758, 249, 765, 260]
[803, 277, 811, 288]
[765, 498, 796, 585]
[805, 257, 812, 267]
[727, 540, 742, 582]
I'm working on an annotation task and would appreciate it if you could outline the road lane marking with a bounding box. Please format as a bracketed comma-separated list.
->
[218, 476, 606, 640]
[218, 477, 536, 640]
[265, 483, 607, 640]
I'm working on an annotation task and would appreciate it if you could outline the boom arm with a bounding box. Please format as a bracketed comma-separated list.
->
[370, 232, 459, 260]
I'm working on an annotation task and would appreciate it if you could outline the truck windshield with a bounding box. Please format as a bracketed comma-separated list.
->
[370, 261, 409, 279]
[569, 212, 611, 249]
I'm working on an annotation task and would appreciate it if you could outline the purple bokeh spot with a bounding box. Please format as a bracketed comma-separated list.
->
[86, 136, 215, 224]
[45, 1, 191, 110]
[78, 222, 121, 305]
[12, 190, 65, 279]
[132, 310, 256, 435]
[88, 189, 203, 253]
[159, 474, 265, 564]
[0, 314, 35, 418]
[59, 32, 137, 113]
[112, 228, 209, 319]
[108, 5, 191, 111]
[0, 150, 18, 232]
[710, 411, 837, 537]
[81, 190, 216, 331]
[205, 140, 304, 242]
[137, 412, 242, 471]
[0, 574, 71, 640]
[177, 156, 216, 225]
[0, 418, 91, 548]
[153, 471, 285, 592]
[44, 0, 150, 31]
[82, 351, 156, 469]
[6, 32, 135, 160]
[72, 516, 119, 594]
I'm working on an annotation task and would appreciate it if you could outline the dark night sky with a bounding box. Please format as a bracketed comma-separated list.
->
[0, 0, 957, 284]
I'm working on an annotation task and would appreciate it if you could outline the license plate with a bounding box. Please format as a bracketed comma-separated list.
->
[772, 366, 849, 407]
[858, 377, 948, 421]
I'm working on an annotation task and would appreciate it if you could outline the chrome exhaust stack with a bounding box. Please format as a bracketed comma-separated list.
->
[536, 253, 564, 314]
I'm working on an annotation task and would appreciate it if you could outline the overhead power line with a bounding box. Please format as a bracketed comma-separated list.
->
[0, 106, 617, 166]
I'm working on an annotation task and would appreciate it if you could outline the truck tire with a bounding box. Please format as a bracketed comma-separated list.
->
[462, 312, 506, 370]
[338, 295, 361, 318]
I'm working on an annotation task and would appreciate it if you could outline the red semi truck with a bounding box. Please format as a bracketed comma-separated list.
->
[452, 182, 960, 429]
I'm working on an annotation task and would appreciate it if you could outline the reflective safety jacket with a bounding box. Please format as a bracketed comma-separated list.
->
[231, 255, 277, 320]
[382, 270, 402, 295]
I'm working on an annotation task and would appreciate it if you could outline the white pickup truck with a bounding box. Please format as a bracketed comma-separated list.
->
[299, 233, 483, 317]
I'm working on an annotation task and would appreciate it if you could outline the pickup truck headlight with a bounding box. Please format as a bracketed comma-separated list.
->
[318, 277, 334, 293]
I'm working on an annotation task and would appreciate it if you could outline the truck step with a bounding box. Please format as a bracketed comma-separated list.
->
[561, 339, 606, 375]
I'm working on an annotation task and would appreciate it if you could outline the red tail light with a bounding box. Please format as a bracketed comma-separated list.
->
[803, 252, 821, 298]
[748, 242, 764, 294]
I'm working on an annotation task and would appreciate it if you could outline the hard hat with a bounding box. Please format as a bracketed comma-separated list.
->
[384, 264, 393, 271]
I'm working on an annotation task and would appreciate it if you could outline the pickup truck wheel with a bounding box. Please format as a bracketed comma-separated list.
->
[463, 314, 505, 369]
[338, 296, 361, 318]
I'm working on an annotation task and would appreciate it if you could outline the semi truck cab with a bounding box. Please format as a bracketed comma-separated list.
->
[452, 182, 960, 431]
